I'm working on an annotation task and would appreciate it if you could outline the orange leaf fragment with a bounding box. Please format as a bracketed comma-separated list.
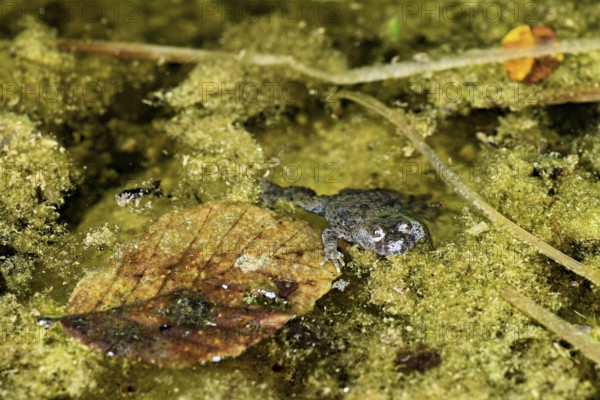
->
[501, 24, 564, 84]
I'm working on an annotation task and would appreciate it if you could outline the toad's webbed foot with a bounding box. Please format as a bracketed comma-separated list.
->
[320, 228, 345, 272]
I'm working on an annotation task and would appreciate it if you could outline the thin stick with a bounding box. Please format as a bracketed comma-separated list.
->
[56, 37, 600, 85]
[501, 286, 600, 364]
[337, 38, 600, 84]
[56, 39, 237, 63]
[334, 90, 600, 286]
[539, 86, 600, 105]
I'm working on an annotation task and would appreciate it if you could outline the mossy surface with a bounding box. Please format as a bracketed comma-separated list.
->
[1, 1, 600, 399]
[0, 111, 79, 296]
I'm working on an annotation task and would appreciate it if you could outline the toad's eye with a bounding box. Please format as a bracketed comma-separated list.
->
[397, 221, 413, 234]
[370, 226, 385, 241]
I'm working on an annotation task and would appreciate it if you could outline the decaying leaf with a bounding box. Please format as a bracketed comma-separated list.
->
[501, 24, 564, 84]
[58, 202, 339, 368]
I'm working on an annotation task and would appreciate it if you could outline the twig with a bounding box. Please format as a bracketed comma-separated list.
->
[334, 90, 600, 286]
[56, 37, 600, 85]
[56, 39, 237, 64]
[501, 286, 600, 365]
[538, 86, 600, 105]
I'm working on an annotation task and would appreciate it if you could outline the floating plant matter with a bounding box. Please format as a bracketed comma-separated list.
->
[46, 202, 338, 368]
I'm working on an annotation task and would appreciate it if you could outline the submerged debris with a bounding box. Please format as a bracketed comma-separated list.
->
[394, 344, 442, 373]
[395, 344, 442, 374]
[115, 180, 165, 207]
[56, 202, 338, 368]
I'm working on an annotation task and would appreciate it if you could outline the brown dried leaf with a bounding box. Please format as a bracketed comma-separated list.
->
[60, 202, 338, 368]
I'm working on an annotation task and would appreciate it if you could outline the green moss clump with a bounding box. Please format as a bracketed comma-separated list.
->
[576, 130, 600, 174]
[160, 109, 264, 203]
[0, 293, 104, 399]
[0, 111, 79, 294]
[473, 112, 600, 255]
[0, 20, 113, 124]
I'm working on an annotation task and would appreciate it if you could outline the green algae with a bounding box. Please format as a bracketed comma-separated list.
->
[1, 1, 600, 399]
[0, 293, 106, 399]
[478, 112, 600, 249]
[1, 19, 145, 125]
[0, 111, 79, 295]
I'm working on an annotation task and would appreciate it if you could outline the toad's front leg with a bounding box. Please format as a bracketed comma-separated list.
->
[320, 227, 345, 272]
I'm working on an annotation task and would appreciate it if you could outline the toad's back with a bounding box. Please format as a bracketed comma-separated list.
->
[261, 180, 433, 270]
